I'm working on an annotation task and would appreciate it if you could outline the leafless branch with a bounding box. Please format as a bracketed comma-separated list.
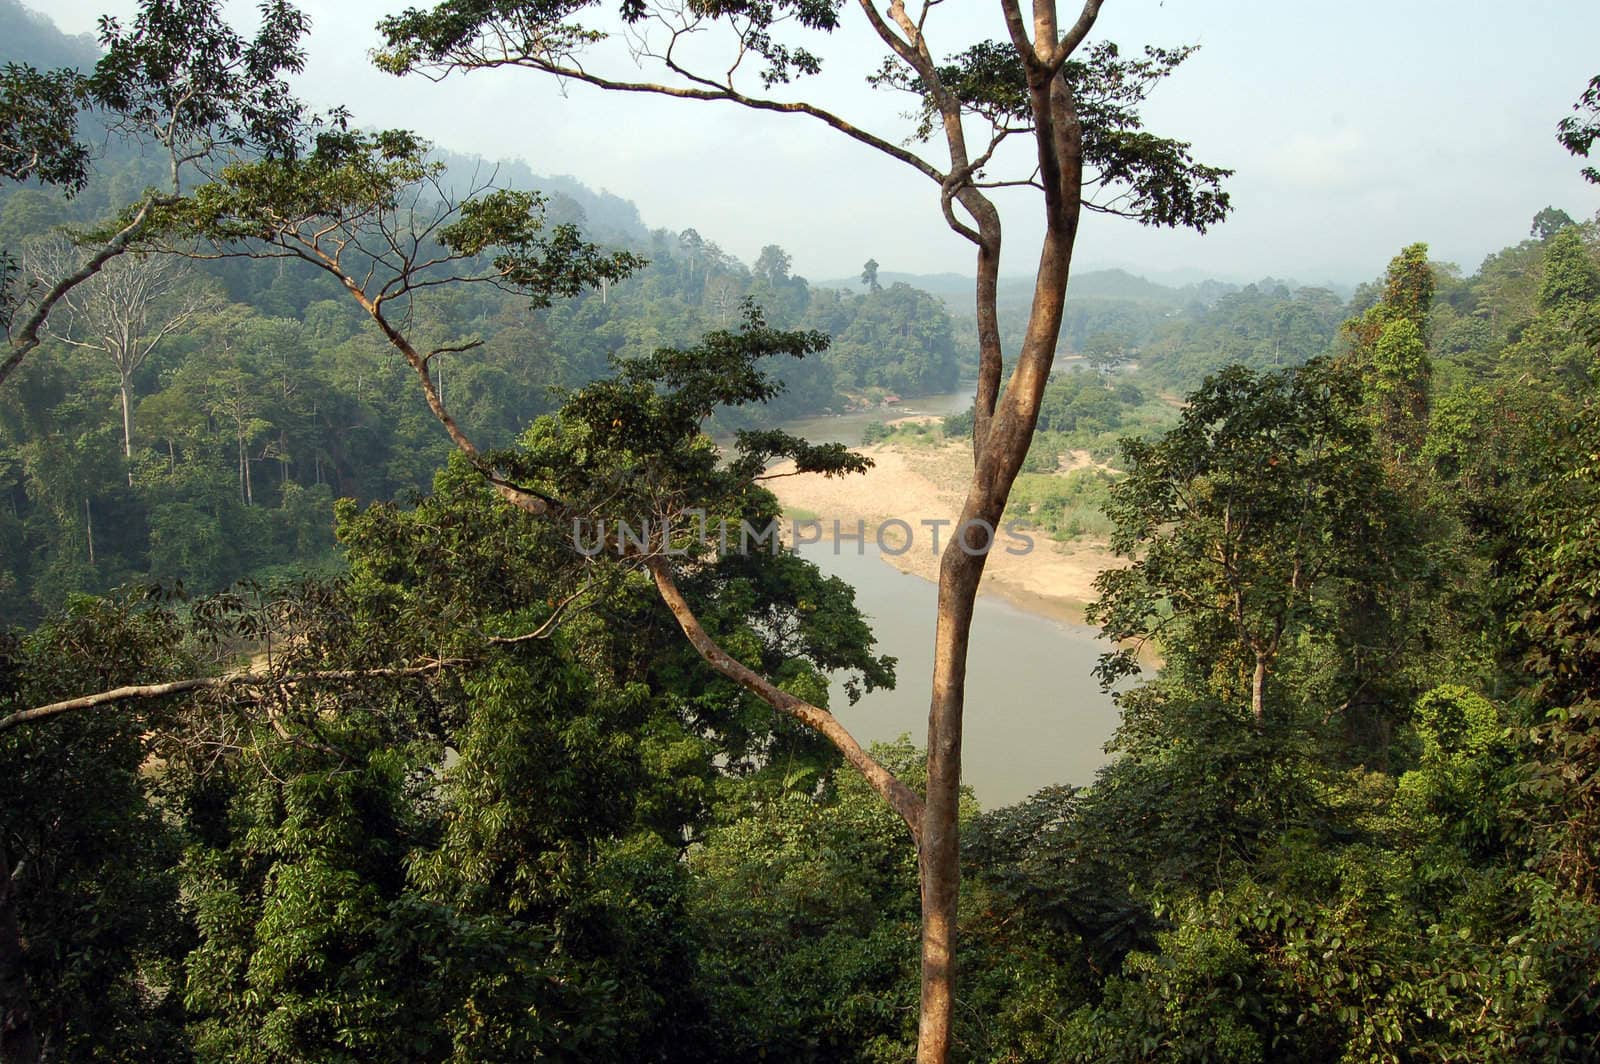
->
[0, 659, 468, 733]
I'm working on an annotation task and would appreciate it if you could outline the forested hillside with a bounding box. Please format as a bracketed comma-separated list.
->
[4, 1, 1600, 1062]
[0, 0, 963, 621]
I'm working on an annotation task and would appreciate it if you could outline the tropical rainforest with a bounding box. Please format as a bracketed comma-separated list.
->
[3, 0, 1600, 1062]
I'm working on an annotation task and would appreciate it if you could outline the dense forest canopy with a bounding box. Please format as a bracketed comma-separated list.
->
[3, 0, 1600, 1061]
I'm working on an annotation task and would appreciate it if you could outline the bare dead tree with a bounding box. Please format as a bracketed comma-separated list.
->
[1, 0, 317, 390]
[25, 240, 211, 473]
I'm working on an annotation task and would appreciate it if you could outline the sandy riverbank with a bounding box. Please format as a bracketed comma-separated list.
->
[764, 437, 1123, 625]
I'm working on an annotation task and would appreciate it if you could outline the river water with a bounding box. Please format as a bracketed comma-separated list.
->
[779, 389, 1123, 810]
[800, 543, 1120, 809]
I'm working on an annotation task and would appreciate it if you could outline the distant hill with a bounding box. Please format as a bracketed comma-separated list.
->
[0, 0, 99, 69]
[0, 3, 652, 249]
[820, 268, 1203, 310]
[822, 267, 1355, 315]
[432, 150, 650, 244]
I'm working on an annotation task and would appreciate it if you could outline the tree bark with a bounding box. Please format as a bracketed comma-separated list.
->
[915, 235, 1078, 1060]
[916, 540, 981, 1061]
[0, 844, 37, 1064]
[646, 557, 926, 832]
[0, 660, 468, 734]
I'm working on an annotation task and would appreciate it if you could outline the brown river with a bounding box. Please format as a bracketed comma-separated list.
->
[782, 392, 1124, 809]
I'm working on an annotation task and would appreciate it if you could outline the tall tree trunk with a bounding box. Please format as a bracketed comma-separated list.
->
[1252, 653, 1268, 723]
[916, 547, 982, 1060]
[0, 845, 38, 1064]
[84, 498, 94, 567]
[118, 377, 133, 460]
[118, 373, 134, 485]
[916, 152, 1081, 1064]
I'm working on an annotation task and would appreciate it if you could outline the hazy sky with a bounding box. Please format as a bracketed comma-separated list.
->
[25, 0, 1600, 287]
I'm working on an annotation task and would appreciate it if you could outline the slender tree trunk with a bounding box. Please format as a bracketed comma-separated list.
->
[118, 373, 135, 485]
[0, 845, 38, 1064]
[84, 498, 94, 566]
[970, 236, 1003, 459]
[1252, 653, 1268, 723]
[118, 377, 134, 460]
[916, 155, 1081, 1064]
[916, 547, 982, 1060]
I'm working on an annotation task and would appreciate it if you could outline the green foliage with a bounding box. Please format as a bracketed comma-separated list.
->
[823, 282, 960, 396]
[89, 0, 314, 162]
[1090, 360, 1394, 715]
[1065, 917, 1266, 1063]
[10, 10, 1600, 1063]
[1369, 314, 1432, 457]
[3, 123, 965, 619]
[1006, 466, 1118, 542]
[1558, 73, 1600, 184]
[1539, 226, 1600, 311]
[688, 741, 922, 1063]
[941, 404, 973, 439]
[0, 63, 88, 191]
[876, 39, 1232, 232]
[1532, 206, 1577, 240]
[1413, 684, 1502, 765]
[860, 257, 880, 293]
[1, 591, 196, 1059]
[1138, 281, 1346, 390]
[1342, 243, 1436, 459]
[1505, 397, 1600, 901]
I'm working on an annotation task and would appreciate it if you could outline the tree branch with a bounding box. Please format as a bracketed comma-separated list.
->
[1, 196, 165, 386]
[482, 55, 946, 185]
[644, 554, 925, 838]
[0, 660, 468, 733]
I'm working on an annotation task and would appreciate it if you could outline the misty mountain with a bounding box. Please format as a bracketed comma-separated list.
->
[431, 149, 650, 245]
[821, 267, 1212, 314]
[0, 0, 99, 69]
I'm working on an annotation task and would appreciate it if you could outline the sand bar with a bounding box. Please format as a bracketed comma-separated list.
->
[764, 439, 1123, 625]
